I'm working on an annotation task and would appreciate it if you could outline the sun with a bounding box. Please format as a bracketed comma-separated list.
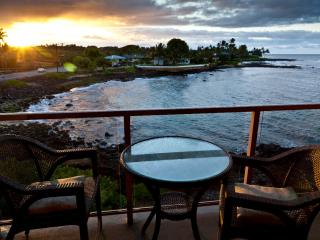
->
[6, 19, 116, 47]
[7, 22, 56, 47]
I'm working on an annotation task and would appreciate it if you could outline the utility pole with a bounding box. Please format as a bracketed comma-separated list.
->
[55, 44, 59, 73]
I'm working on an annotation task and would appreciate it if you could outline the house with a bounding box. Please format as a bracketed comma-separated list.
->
[153, 57, 164, 66]
[212, 53, 219, 61]
[105, 55, 126, 67]
[124, 54, 145, 63]
[179, 58, 190, 65]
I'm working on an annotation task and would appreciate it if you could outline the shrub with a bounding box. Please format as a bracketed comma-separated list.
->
[2, 79, 27, 88]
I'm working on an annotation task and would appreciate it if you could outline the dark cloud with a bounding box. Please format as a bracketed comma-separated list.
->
[116, 26, 320, 53]
[0, 0, 190, 27]
[1, 0, 319, 27]
[187, 0, 320, 27]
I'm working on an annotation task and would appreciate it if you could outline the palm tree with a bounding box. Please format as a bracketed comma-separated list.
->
[154, 43, 166, 58]
[228, 38, 236, 59]
[0, 28, 7, 47]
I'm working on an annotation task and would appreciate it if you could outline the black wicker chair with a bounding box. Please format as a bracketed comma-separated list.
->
[219, 145, 320, 240]
[0, 134, 102, 240]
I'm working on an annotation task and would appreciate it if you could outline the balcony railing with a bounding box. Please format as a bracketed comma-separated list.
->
[1, 103, 320, 224]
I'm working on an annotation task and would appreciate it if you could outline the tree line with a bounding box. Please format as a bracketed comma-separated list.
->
[0, 27, 269, 70]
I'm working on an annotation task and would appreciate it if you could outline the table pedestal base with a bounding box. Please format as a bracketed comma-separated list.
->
[142, 184, 207, 240]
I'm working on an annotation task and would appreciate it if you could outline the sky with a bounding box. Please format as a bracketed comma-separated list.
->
[1, 0, 320, 53]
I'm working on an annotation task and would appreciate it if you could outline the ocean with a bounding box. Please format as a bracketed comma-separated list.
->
[28, 54, 320, 152]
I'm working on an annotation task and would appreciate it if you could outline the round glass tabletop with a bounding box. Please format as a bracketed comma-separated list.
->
[121, 137, 231, 184]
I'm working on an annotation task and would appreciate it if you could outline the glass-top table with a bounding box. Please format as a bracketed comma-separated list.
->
[120, 136, 232, 240]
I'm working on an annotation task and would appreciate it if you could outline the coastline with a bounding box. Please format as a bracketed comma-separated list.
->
[0, 59, 300, 113]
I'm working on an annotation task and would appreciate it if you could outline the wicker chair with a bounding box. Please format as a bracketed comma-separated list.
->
[0, 134, 102, 240]
[219, 145, 320, 240]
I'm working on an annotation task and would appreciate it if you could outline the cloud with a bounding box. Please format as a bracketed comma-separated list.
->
[1, 0, 320, 27]
[1, 0, 320, 52]
[83, 35, 108, 40]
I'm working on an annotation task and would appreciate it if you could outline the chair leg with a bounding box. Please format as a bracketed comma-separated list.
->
[79, 223, 89, 240]
[25, 229, 30, 240]
[219, 200, 232, 240]
[95, 186, 102, 231]
[191, 208, 201, 240]
[6, 225, 16, 240]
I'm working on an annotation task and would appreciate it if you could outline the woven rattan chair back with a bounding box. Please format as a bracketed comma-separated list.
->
[284, 149, 320, 193]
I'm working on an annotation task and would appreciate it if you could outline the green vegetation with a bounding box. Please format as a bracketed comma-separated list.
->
[53, 165, 152, 210]
[166, 38, 189, 65]
[0, 101, 21, 112]
[2, 79, 28, 88]
[53, 165, 127, 210]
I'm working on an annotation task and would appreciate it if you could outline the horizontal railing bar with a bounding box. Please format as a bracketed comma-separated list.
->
[1, 103, 320, 121]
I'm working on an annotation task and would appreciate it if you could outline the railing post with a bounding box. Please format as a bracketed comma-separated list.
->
[124, 115, 134, 225]
[244, 111, 260, 184]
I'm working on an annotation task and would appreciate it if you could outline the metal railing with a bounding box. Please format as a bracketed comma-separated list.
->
[1, 103, 320, 224]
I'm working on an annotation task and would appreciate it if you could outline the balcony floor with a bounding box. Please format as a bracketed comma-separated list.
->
[2, 205, 320, 240]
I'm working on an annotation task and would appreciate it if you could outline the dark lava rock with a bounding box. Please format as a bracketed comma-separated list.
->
[256, 143, 291, 158]
[105, 132, 113, 137]
[65, 103, 73, 107]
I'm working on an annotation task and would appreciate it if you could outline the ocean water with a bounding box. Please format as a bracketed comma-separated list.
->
[28, 54, 320, 152]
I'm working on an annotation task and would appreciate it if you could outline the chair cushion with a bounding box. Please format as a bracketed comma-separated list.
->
[235, 183, 298, 201]
[28, 176, 96, 215]
[235, 183, 298, 227]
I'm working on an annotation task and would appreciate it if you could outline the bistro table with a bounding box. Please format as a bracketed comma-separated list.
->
[120, 136, 232, 240]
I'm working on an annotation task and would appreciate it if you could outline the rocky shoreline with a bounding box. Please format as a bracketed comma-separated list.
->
[0, 59, 299, 113]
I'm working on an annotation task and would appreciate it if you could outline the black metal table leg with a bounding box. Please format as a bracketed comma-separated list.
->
[191, 207, 201, 240]
[190, 185, 208, 240]
[142, 184, 162, 240]
[152, 211, 161, 240]
[142, 206, 156, 233]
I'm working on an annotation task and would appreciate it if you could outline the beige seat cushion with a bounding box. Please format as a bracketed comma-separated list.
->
[235, 183, 298, 227]
[235, 183, 298, 201]
[28, 176, 96, 215]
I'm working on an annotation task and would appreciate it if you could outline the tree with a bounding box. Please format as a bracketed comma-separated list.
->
[0, 28, 7, 47]
[153, 43, 166, 58]
[0, 28, 9, 69]
[84, 46, 102, 60]
[216, 40, 229, 62]
[166, 38, 189, 65]
[237, 44, 248, 58]
[242, 46, 269, 57]
[228, 38, 237, 59]
[73, 56, 95, 70]
[120, 45, 142, 56]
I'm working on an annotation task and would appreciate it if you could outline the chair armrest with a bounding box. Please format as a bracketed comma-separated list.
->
[226, 184, 320, 211]
[230, 145, 320, 167]
[56, 148, 97, 159]
[25, 179, 84, 195]
[230, 153, 274, 167]
[229, 154, 287, 185]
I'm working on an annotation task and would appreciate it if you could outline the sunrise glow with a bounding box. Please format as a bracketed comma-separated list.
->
[6, 19, 115, 47]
